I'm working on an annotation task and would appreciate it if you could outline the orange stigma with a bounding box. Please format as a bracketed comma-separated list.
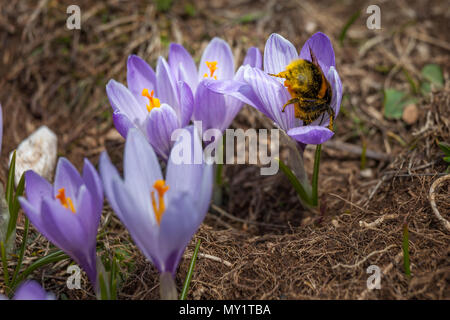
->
[203, 61, 218, 80]
[142, 88, 161, 112]
[55, 188, 76, 213]
[151, 180, 169, 225]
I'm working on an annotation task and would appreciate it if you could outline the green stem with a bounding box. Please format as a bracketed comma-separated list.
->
[160, 272, 177, 300]
[98, 272, 109, 300]
[311, 144, 322, 207]
[277, 158, 313, 206]
[0, 241, 10, 291]
[403, 223, 411, 277]
[180, 239, 201, 300]
[10, 217, 29, 288]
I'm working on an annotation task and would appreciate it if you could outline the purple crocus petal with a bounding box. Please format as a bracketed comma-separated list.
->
[327, 66, 342, 117]
[124, 129, 163, 213]
[19, 197, 44, 232]
[299, 32, 335, 75]
[23, 170, 52, 207]
[158, 193, 197, 275]
[106, 79, 147, 126]
[39, 198, 97, 287]
[156, 57, 179, 112]
[13, 281, 55, 300]
[193, 81, 227, 132]
[99, 152, 122, 215]
[287, 125, 334, 145]
[264, 33, 298, 76]
[168, 43, 198, 92]
[243, 47, 262, 69]
[177, 81, 194, 127]
[54, 158, 84, 200]
[166, 125, 213, 214]
[76, 185, 100, 240]
[82, 158, 104, 214]
[204, 69, 265, 113]
[112, 111, 134, 139]
[101, 149, 160, 271]
[199, 37, 235, 81]
[110, 176, 162, 272]
[73, 186, 99, 286]
[244, 66, 299, 132]
[146, 104, 180, 161]
[127, 55, 157, 103]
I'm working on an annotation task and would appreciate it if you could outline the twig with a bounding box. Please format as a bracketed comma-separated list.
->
[183, 252, 233, 268]
[359, 214, 397, 228]
[329, 193, 378, 215]
[429, 175, 450, 232]
[332, 245, 397, 269]
[324, 140, 392, 161]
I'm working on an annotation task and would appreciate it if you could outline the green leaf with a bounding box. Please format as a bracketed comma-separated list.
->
[6, 151, 16, 216]
[13, 250, 69, 289]
[437, 141, 450, 157]
[155, 0, 172, 12]
[421, 64, 443, 87]
[6, 173, 25, 244]
[180, 239, 201, 300]
[383, 89, 416, 119]
[339, 10, 361, 45]
[277, 157, 313, 206]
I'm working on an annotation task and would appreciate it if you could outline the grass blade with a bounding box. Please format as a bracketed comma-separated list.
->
[403, 223, 411, 277]
[0, 241, 10, 289]
[6, 173, 25, 244]
[5, 151, 16, 213]
[339, 10, 361, 45]
[180, 239, 201, 300]
[13, 250, 68, 289]
[277, 157, 313, 206]
[10, 217, 29, 288]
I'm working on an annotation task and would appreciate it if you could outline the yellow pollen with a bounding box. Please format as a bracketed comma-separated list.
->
[150, 180, 169, 225]
[55, 188, 76, 213]
[142, 88, 161, 112]
[203, 61, 218, 80]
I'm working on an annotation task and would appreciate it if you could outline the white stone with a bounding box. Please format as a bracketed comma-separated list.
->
[10, 126, 57, 185]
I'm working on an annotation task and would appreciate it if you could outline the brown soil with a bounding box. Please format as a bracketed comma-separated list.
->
[0, 0, 449, 299]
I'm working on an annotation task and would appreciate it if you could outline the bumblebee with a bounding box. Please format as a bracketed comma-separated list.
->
[269, 48, 334, 131]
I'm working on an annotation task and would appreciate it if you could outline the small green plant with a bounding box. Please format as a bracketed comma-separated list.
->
[437, 141, 450, 173]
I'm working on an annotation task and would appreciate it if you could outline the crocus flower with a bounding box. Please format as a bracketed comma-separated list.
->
[0, 280, 55, 300]
[207, 32, 342, 146]
[168, 40, 262, 135]
[106, 55, 194, 160]
[99, 128, 213, 276]
[19, 158, 103, 287]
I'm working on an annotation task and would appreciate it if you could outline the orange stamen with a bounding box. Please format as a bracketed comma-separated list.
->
[142, 88, 161, 112]
[203, 61, 218, 80]
[55, 188, 76, 213]
[150, 180, 169, 224]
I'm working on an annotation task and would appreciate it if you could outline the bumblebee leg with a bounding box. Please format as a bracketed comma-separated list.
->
[326, 107, 335, 131]
[318, 112, 326, 126]
[281, 97, 300, 112]
[268, 71, 287, 79]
